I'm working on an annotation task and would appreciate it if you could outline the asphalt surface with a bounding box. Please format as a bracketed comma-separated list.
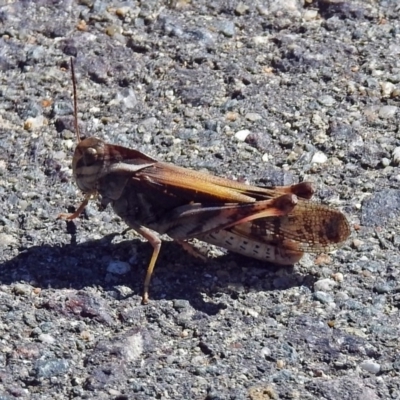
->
[0, 0, 400, 399]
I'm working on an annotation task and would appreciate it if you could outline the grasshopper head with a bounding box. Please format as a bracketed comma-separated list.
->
[72, 137, 107, 193]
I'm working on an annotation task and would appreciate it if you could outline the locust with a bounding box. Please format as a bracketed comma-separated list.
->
[59, 59, 350, 304]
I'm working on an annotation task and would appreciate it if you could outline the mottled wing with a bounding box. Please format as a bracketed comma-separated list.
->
[230, 200, 350, 253]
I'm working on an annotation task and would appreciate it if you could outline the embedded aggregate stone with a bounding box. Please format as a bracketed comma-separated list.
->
[0, 1, 399, 399]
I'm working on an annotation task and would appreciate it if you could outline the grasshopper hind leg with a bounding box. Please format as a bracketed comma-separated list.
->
[201, 229, 304, 265]
[175, 240, 208, 261]
[128, 224, 162, 304]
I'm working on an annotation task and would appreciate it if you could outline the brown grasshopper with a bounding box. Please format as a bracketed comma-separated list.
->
[59, 60, 350, 304]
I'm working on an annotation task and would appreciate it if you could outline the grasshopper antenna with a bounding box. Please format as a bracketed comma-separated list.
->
[70, 57, 81, 143]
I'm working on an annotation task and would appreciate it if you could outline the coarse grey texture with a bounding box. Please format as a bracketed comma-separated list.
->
[0, 0, 400, 399]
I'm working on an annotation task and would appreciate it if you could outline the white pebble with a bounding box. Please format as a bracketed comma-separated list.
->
[360, 360, 381, 374]
[379, 105, 397, 119]
[314, 278, 337, 292]
[332, 272, 344, 282]
[13, 283, 33, 296]
[393, 147, 400, 165]
[109, 89, 137, 109]
[235, 129, 251, 141]
[303, 9, 318, 20]
[246, 308, 259, 318]
[24, 115, 46, 131]
[107, 260, 131, 275]
[311, 151, 328, 164]
[260, 347, 271, 358]
[38, 334, 56, 344]
[380, 81, 395, 97]
[0, 233, 18, 247]
[245, 113, 262, 122]
[64, 139, 75, 150]
[252, 36, 270, 45]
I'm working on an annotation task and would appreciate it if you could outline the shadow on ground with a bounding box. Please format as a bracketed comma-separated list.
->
[0, 230, 313, 314]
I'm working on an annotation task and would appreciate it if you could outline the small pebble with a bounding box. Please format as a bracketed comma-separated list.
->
[235, 129, 251, 141]
[252, 36, 269, 45]
[276, 360, 285, 369]
[352, 238, 364, 249]
[226, 111, 238, 121]
[335, 291, 349, 301]
[35, 359, 70, 378]
[392, 147, 400, 165]
[318, 95, 336, 107]
[379, 105, 397, 119]
[105, 25, 122, 37]
[24, 116, 46, 130]
[77, 20, 87, 31]
[38, 334, 56, 344]
[313, 291, 334, 304]
[392, 88, 400, 97]
[13, 283, 33, 296]
[256, 5, 269, 16]
[380, 81, 395, 97]
[115, 6, 131, 18]
[108, 389, 122, 397]
[235, 3, 249, 15]
[218, 21, 235, 37]
[245, 113, 262, 122]
[332, 272, 344, 282]
[246, 308, 259, 318]
[260, 347, 271, 358]
[107, 260, 131, 275]
[262, 153, 269, 162]
[360, 360, 381, 374]
[109, 88, 138, 109]
[64, 139, 75, 150]
[312, 112, 323, 126]
[0, 233, 18, 248]
[314, 254, 332, 265]
[374, 282, 392, 294]
[173, 299, 189, 310]
[311, 151, 328, 164]
[314, 278, 337, 292]
[80, 331, 93, 341]
[303, 9, 318, 20]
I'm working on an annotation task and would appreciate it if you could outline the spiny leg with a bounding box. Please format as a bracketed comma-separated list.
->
[133, 225, 162, 305]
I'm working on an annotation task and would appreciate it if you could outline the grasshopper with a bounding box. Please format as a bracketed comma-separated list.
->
[59, 60, 350, 304]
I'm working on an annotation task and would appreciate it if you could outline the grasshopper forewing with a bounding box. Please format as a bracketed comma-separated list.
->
[59, 59, 351, 304]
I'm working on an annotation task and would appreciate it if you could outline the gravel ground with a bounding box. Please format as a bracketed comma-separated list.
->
[1, 0, 400, 399]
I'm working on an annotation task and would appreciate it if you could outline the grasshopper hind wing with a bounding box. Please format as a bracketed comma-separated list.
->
[249, 201, 350, 253]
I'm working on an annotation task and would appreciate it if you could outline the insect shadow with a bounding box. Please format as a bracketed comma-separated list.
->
[0, 231, 314, 313]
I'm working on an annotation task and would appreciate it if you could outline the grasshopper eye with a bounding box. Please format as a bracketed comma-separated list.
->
[82, 147, 98, 166]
